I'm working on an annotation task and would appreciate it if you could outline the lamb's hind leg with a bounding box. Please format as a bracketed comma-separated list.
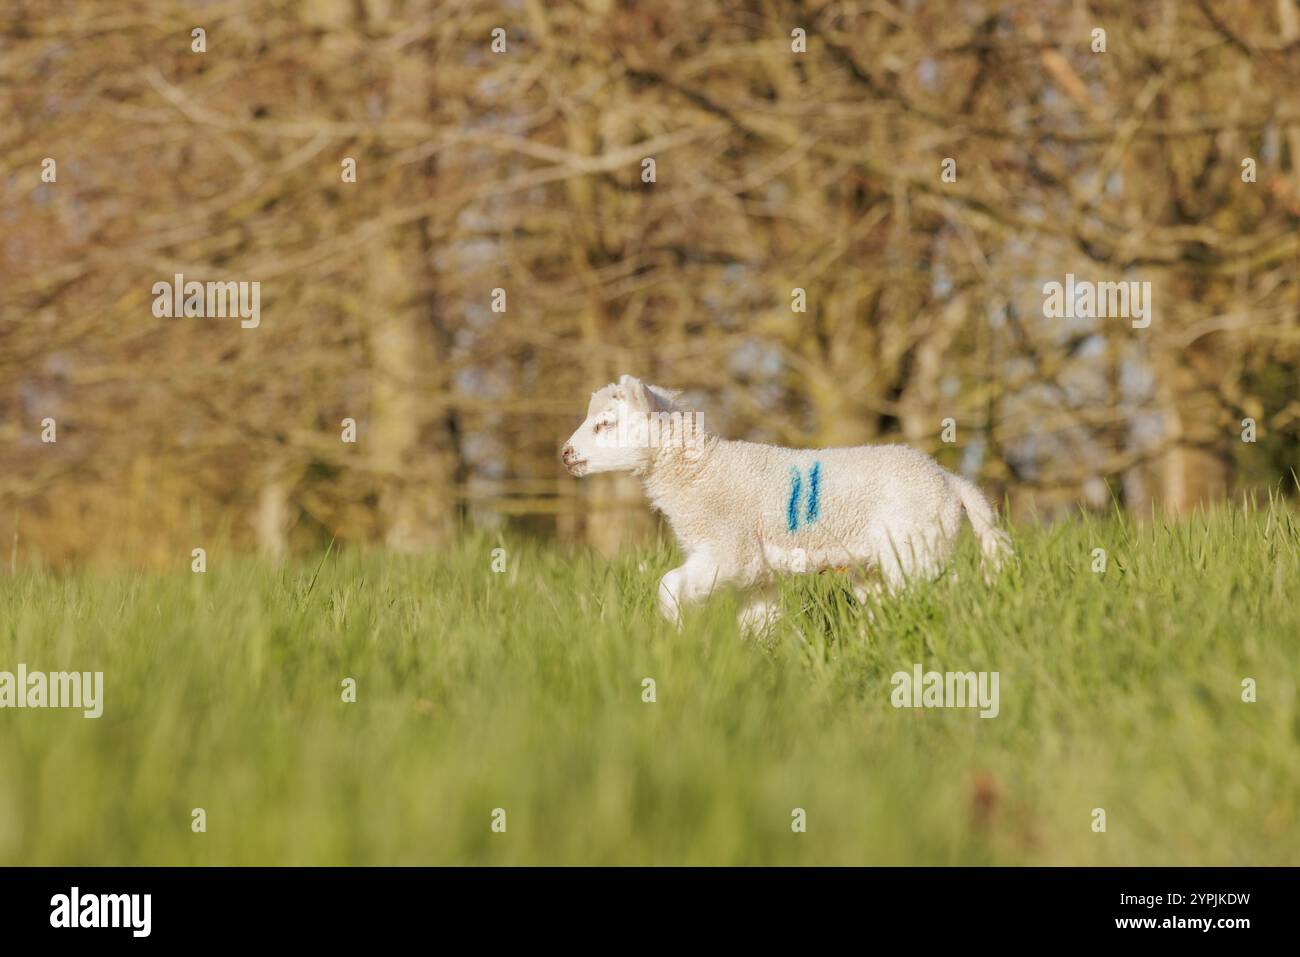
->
[875, 529, 950, 594]
[848, 556, 918, 635]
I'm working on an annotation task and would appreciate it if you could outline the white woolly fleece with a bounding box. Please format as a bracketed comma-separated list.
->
[562, 375, 1012, 632]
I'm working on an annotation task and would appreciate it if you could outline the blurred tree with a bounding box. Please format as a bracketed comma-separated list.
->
[1, 0, 1296, 564]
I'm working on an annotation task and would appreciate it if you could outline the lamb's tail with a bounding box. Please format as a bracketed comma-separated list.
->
[951, 475, 1012, 574]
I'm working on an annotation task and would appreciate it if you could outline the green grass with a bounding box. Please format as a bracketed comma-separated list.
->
[1, 500, 1298, 865]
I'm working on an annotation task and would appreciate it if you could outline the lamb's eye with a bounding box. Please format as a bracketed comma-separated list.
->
[593, 422, 605, 433]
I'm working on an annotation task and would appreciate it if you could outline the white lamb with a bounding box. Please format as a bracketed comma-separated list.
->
[561, 375, 1011, 633]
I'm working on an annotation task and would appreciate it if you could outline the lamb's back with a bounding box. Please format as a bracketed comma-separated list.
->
[714, 440, 952, 540]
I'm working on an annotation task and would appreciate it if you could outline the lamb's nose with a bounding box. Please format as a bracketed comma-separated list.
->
[561, 443, 575, 463]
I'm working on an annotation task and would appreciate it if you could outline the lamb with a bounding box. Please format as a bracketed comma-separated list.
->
[561, 375, 1011, 633]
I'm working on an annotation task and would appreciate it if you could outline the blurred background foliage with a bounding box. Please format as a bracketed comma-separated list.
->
[3, 0, 1299, 566]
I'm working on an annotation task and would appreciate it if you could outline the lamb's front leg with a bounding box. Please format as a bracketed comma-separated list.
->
[657, 552, 724, 627]
[737, 589, 782, 637]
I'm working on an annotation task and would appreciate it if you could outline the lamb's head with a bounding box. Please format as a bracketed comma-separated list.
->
[561, 374, 687, 477]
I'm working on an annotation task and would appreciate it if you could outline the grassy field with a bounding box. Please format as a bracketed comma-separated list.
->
[1, 500, 1297, 866]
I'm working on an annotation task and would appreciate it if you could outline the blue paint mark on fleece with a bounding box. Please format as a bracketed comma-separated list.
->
[786, 467, 803, 532]
[786, 461, 823, 532]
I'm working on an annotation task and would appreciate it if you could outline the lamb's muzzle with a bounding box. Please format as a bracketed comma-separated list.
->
[560, 442, 586, 476]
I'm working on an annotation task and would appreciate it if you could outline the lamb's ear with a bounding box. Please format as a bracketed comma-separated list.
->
[587, 383, 617, 418]
[646, 385, 682, 408]
[615, 374, 653, 411]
